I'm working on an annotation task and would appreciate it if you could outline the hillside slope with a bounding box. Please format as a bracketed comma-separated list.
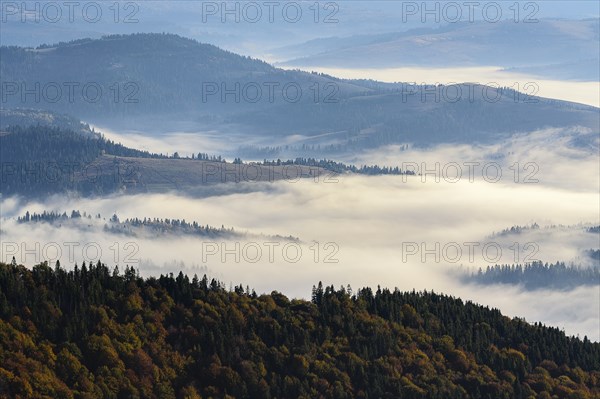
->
[0, 261, 598, 398]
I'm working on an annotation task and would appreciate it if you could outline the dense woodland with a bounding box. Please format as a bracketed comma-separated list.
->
[0, 125, 159, 196]
[464, 261, 600, 290]
[0, 260, 598, 398]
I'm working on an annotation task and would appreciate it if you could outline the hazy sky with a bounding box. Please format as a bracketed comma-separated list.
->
[2, 1, 598, 51]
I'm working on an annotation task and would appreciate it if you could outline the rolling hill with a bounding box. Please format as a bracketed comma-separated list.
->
[0, 260, 598, 398]
[1, 33, 598, 151]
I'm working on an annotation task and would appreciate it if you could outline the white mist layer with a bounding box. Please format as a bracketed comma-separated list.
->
[1, 131, 598, 340]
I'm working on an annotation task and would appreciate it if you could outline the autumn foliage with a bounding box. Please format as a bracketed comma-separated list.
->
[0, 261, 598, 398]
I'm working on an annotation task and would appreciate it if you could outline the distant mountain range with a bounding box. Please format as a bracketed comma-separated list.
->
[275, 19, 600, 81]
[1, 33, 598, 152]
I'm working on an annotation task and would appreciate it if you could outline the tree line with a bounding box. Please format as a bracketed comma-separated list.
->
[16, 210, 299, 242]
[464, 261, 600, 290]
[0, 260, 598, 398]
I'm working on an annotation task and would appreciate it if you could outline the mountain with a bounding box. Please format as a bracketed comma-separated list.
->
[0, 260, 598, 398]
[1, 33, 598, 151]
[0, 33, 368, 116]
[276, 19, 600, 80]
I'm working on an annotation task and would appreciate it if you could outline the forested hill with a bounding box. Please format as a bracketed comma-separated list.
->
[2, 124, 156, 160]
[0, 261, 598, 398]
[2, 33, 598, 148]
[0, 33, 367, 116]
[0, 125, 416, 197]
[0, 125, 161, 196]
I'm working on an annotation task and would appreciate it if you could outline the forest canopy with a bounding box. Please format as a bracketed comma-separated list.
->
[0, 260, 598, 398]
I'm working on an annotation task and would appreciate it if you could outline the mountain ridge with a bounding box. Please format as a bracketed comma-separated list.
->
[1, 32, 598, 152]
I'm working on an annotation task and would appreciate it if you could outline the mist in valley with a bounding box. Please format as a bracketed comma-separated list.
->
[2, 130, 598, 340]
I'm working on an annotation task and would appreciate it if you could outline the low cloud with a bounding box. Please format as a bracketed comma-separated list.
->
[1, 129, 598, 339]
